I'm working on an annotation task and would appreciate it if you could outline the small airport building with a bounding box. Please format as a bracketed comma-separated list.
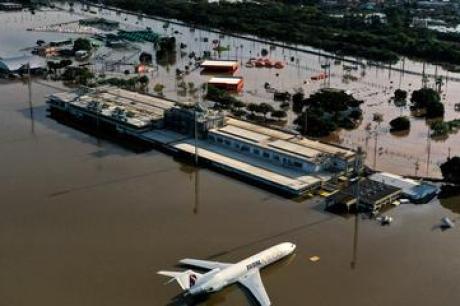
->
[368, 172, 438, 204]
[200, 60, 239, 74]
[208, 76, 244, 92]
[325, 178, 402, 213]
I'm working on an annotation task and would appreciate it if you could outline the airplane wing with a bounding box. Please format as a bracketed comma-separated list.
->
[238, 270, 271, 306]
[179, 258, 231, 270]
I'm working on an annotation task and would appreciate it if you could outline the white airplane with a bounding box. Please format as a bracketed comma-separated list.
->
[158, 242, 296, 306]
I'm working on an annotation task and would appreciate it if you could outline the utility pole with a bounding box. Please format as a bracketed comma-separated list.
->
[350, 173, 361, 270]
[303, 106, 308, 136]
[373, 130, 378, 170]
[27, 62, 35, 135]
[422, 62, 428, 88]
[194, 167, 199, 215]
[426, 128, 431, 177]
[194, 101, 199, 166]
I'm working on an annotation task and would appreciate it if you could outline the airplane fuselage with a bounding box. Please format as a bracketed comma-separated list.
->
[188, 242, 296, 296]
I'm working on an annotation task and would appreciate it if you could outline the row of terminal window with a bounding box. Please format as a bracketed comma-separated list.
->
[209, 135, 303, 169]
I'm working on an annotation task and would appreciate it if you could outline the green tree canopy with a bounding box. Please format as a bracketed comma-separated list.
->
[390, 116, 410, 131]
[73, 38, 92, 52]
[440, 157, 460, 184]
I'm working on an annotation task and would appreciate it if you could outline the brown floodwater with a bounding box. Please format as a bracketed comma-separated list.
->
[2, 7, 460, 306]
[1, 73, 460, 306]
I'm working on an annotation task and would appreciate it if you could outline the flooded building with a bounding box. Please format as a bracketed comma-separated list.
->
[79, 18, 119, 31]
[325, 178, 402, 213]
[200, 60, 239, 74]
[164, 104, 224, 136]
[208, 76, 244, 92]
[0, 2, 22, 10]
[47, 88, 360, 196]
[0, 55, 46, 74]
[47, 87, 176, 134]
[208, 118, 358, 176]
[368, 172, 438, 204]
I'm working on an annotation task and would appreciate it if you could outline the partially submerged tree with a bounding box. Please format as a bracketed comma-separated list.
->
[271, 110, 287, 120]
[154, 83, 165, 95]
[73, 38, 92, 52]
[390, 116, 410, 132]
[410, 87, 444, 118]
[440, 157, 460, 184]
[394, 89, 407, 102]
[257, 103, 275, 120]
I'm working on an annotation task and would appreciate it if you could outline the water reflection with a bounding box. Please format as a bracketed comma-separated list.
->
[350, 213, 359, 270]
[439, 196, 460, 214]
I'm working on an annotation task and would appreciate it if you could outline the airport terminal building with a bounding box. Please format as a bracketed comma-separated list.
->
[47, 88, 362, 196]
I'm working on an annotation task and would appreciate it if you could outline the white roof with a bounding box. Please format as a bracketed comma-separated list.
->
[201, 60, 238, 68]
[217, 125, 269, 143]
[224, 118, 355, 158]
[269, 139, 321, 159]
[208, 77, 242, 85]
[368, 172, 419, 192]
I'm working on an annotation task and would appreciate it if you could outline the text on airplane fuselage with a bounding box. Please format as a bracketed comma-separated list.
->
[246, 260, 262, 271]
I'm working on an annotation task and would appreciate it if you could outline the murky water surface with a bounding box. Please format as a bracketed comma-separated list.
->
[1, 6, 460, 306]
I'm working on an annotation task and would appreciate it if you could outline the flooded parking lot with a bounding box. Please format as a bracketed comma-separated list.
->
[1, 5, 460, 306]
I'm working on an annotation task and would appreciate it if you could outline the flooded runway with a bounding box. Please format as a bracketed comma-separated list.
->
[1, 79, 460, 306]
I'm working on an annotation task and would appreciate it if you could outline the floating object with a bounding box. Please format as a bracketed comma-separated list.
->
[377, 215, 393, 225]
[455, 103, 460, 112]
[309, 256, 320, 262]
[441, 217, 455, 229]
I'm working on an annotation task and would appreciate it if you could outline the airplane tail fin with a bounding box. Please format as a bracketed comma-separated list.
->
[157, 270, 202, 290]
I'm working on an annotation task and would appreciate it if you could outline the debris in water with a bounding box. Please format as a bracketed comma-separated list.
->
[376, 215, 393, 226]
[441, 217, 455, 230]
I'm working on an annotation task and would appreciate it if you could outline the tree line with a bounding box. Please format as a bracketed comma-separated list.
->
[95, 0, 460, 65]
